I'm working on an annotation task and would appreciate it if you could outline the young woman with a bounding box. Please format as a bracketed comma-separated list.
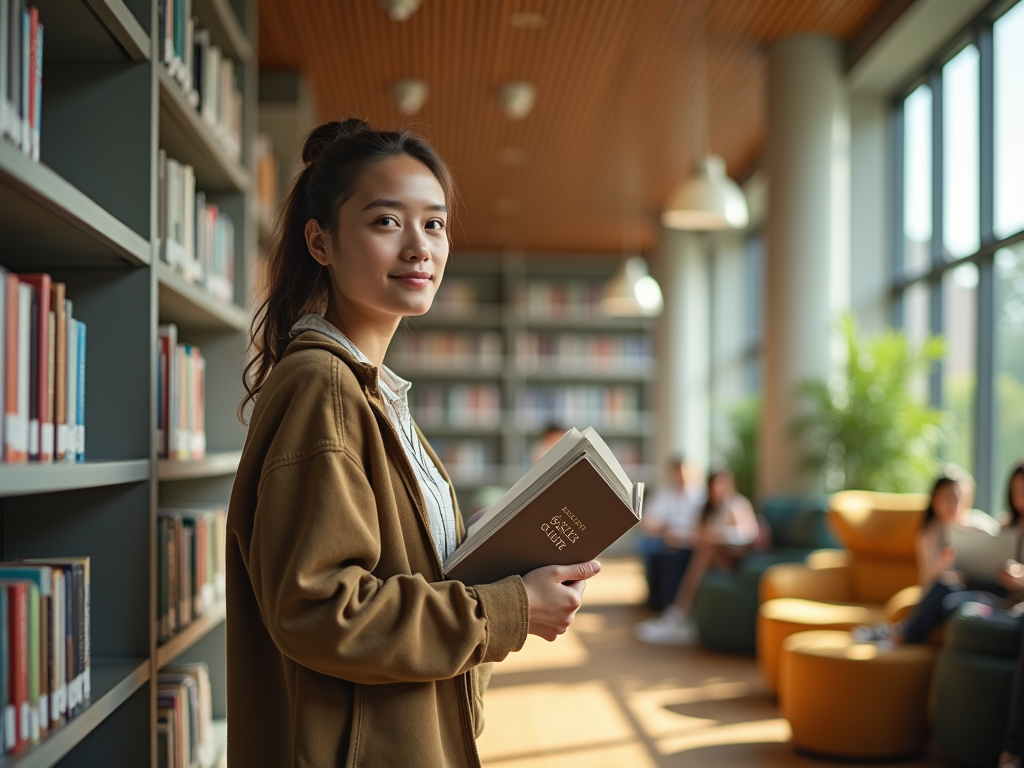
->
[225, 120, 601, 767]
[635, 469, 758, 645]
[996, 460, 1024, 768]
[899, 473, 1003, 644]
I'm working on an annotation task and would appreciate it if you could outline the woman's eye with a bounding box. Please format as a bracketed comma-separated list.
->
[378, 216, 398, 227]
[426, 219, 445, 230]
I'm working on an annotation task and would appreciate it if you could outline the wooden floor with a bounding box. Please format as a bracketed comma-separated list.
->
[478, 559, 950, 768]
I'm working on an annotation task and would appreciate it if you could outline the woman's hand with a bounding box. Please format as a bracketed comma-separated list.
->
[522, 561, 601, 641]
[938, 545, 957, 571]
[1000, 560, 1024, 592]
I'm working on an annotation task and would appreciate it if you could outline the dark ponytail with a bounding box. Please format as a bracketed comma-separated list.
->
[239, 119, 455, 422]
[920, 475, 957, 531]
[1006, 459, 1024, 526]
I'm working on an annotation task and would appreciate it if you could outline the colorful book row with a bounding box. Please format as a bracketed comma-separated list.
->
[157, 507, 226, 645]
[1, 268, 86, 464]
[158, 663, 217, 768]
[515, 332, 652, 372]
[0, 557, 91, 755]
[157, 325, 207, 461]
[515, 280, 607, 320]
[411, 384, 501, 429]
[159, 0, 243, 162]
[515, 385, 640, 430]
[389, 331, 503, 371]
[0, 0, 42, 161]
[158, 151, 236, 304]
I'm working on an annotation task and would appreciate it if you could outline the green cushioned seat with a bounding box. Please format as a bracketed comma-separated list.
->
[693, 495, 836, 654]
[934, 606, 1023, 768]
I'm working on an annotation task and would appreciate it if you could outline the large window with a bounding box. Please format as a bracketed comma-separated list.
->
[895, 0, 1024, 512]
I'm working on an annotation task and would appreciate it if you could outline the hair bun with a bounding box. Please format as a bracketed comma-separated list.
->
[302, 119, 370, 167]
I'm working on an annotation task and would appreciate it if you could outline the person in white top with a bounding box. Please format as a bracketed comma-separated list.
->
[636, 469, 758, 645]
[636, 456, 706, 610]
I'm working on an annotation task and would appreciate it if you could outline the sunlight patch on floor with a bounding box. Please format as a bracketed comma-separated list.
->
[581, 559, 648, 606]
[483, 742, 658, 768]
[491, 630, 589, 676]
[477, 680, 638, 762]
[656, 718, 792, 756]
[625, 680, 754, 739]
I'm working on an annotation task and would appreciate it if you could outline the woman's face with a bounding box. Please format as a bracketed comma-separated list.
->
[709, 474, 733, 505]
[318, 155, 449, 323]
[1011, 473, 1024, 516]
[933, 483, 961, 524]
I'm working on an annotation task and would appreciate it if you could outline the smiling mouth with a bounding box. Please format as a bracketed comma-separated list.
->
[390, 273, 433, 287]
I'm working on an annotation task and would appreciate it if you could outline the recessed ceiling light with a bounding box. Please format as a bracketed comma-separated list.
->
[498, 81, 537, 120]
[497, 146, 527, 166]
[509, 12, 545, 29]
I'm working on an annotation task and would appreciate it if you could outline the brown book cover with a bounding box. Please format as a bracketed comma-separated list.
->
[444, 456, 640, 586]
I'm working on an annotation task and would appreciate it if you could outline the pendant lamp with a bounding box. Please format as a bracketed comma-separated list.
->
[662, 155, 749, 230]
[601, 256, 664, 317]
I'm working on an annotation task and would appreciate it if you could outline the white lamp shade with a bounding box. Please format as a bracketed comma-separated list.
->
[392, 79, 429, 115]
[662, 155, 749, 230]
[379, 0, 422, 21]
[601, 257, 664, 317]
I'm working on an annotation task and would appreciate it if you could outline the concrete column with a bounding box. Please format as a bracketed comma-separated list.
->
[654, 230, 711, 479]
[759, 35, 851, 495]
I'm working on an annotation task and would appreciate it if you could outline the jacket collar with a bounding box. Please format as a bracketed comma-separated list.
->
[284, 331, 382, 397]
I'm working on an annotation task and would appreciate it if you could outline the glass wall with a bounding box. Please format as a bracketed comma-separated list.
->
[894, 0, 1024, 512]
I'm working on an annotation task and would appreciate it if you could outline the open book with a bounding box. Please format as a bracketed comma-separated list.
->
[443, 427, 644, 585]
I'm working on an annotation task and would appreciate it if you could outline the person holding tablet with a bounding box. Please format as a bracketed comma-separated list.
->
[224, 120, 601, 767]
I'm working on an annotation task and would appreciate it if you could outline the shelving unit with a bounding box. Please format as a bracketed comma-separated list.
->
[389, 253, 657, 515]
[0, 0, 255, 763]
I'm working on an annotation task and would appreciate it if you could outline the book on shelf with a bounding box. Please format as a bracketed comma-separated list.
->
[516, 280, 606, 320]
[389, 331, 503, 372]
[158, 662, 216, 768]
[411, 384, 501, 429]
[157, 324, 207, 460]
[157, 507, 226, 644]
[159, 0, 243, 162]
[0, 557, 90, 755]
[516, 332, 652, 373]
[444, 427, 643, 585]
[254, 132, 278, 239]
[158, 150, 236, 304]
[516, 385, 639, 430]
[0, 0, 42, 160]
[1, 268, 85, 464]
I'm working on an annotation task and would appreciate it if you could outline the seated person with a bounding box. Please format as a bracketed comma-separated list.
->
[635, 469, 758, 645]
[894, 469, 1007, 644]
[636, 456, 705, 610]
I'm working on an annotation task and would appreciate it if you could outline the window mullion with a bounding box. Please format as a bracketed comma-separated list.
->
[975, 19, 996, 513]
[929, 67, 944, 409]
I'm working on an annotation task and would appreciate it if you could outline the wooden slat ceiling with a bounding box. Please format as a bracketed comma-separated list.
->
[258, 0, 887, 254]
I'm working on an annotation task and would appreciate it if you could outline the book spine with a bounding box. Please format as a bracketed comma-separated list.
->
[20, 274, 49, 463]
[75, 320, 84, 462]
[6, 583, 26, 753]
[50, 283, 64, 461]
[0, 266, 5, 459]
[44, 310, 53, 461]
[0, 588, 7, 754]
[63, 305, 75, 464]
[24, 5, 32, 158]
[19, 4, 26, 153]
[0, 0, 8, 143]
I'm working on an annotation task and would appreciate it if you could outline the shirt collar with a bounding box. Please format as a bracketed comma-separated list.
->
[290, 313, 411, 402]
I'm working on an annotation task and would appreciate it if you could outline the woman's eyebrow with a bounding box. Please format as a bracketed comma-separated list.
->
[361, 198, 447, 213]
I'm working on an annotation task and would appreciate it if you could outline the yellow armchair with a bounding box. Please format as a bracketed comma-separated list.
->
[757, 491, 927, 694]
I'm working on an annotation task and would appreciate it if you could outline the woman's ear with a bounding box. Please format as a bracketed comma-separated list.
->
[304, 220, 331, 266]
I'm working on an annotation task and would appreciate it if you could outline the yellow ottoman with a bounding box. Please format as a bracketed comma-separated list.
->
[780, 630, 936, 760]
[758, 598, 885, 693]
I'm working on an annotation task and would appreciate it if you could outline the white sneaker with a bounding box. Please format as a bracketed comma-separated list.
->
[634, 606, 698, 645]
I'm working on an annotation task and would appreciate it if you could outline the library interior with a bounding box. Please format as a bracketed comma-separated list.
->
[1, 0, 1024, 766]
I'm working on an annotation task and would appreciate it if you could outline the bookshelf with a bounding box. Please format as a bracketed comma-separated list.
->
[0, 0, 254, 763]
[390, 253, 657, 514]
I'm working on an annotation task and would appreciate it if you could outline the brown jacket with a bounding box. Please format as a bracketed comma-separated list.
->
[226, 332, 530, 767]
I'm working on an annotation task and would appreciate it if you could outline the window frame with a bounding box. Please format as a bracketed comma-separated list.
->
[891, 0, 1024, 512]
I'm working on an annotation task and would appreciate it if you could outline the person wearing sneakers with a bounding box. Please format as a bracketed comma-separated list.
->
[635, 469, 758, 645]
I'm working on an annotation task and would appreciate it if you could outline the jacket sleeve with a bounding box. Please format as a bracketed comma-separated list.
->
[247, 449, 530, 685]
